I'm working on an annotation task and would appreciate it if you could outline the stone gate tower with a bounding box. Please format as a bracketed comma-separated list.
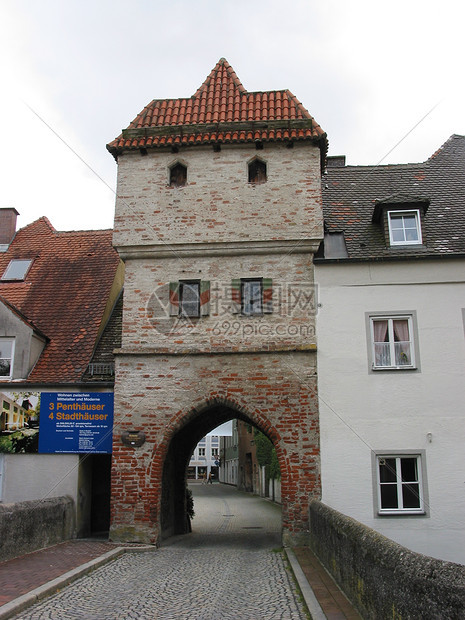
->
[107, 59, 327, 545]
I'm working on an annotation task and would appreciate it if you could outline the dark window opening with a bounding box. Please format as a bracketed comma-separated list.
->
[248, 159, 267, 184]
[170, 163, 187, 187]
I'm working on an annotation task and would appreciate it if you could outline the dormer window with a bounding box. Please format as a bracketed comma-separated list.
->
[248, 158, 267, 184]
[169, 163, 187, 188]
[1, 259, 32, 281]
[388, 210, 422, 245]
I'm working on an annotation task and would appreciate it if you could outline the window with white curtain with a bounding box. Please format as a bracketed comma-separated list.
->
[370, 316, 415, 369]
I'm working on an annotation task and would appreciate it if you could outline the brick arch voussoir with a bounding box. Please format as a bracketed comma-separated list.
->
[148, 391, 286, 483]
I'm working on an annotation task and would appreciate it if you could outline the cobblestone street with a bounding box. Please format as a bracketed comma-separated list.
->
[13, 484, 308, 619]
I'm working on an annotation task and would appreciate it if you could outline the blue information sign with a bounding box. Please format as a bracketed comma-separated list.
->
[38, 393, 114, 454]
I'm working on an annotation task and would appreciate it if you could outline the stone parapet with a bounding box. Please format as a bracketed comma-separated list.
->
[308, 499, 465, 619]
[0, 497, 76, 561]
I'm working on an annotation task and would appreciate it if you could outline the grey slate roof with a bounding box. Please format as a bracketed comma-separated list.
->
[318, 134, 465, 261]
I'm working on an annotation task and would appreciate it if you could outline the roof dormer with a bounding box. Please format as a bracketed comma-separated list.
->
[372, 195, 429, 249]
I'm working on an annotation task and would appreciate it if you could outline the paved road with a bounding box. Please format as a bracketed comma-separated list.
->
[13, 484, 307, 619]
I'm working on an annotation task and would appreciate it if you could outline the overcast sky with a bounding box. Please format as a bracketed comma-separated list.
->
[1, 0, 463, 232]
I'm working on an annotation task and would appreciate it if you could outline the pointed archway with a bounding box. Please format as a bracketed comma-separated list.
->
[158, 397, 282, 540]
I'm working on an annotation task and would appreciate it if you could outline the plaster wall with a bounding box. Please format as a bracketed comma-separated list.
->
[0, 304, 44, 380]
[0, 454, 79, 504]
[315, 259, 465, 564]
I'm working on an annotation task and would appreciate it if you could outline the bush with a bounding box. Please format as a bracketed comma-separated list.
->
[186, 487, 195, 520]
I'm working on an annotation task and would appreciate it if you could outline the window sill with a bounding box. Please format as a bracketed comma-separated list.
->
[372, 365, 417, 371]
[378, 510, 426, 517]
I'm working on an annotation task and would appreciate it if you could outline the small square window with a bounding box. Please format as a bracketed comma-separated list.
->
[1, 259, 32, 281]
[388, 210, 422, 245]
[370, 316, 415, 369]
[376, 454, 425, 515]
[0, 338, 14, 379]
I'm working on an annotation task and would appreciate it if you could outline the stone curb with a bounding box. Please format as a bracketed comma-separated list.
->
[285, 548, 326, 620]
[0, 545, 156, 620]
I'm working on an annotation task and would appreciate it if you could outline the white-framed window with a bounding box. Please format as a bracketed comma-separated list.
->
[198, 447, 206, 457]
[388, 210, 422, 245]
[0, 338, 14, 379]
[376, 454, 425, 515]
[370, 315, 415, 369]
[1, 259, 32, 281]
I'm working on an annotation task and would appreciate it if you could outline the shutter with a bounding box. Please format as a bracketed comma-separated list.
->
[262, 278, 273, 313]
[169, 281, 179, 316]
[200, 281, 210, 316]
[231, 279, 241, 314]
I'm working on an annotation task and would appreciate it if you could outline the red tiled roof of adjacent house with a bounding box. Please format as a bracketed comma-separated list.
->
[0, 217, 121, 384]
[107, 58, 327, 157]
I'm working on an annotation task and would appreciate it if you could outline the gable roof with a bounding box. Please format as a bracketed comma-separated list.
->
[319, 134, 465, 261]
[107, 58, 327, 160]
[0, 294, 48, 340]
[0, 217, 121, 383]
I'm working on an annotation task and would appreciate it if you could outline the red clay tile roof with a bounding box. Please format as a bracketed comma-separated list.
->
[107, 58, 327, 157]
[0, 217, 121, 384]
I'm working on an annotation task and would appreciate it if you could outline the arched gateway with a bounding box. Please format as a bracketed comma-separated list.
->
[107, 59, 326, 546]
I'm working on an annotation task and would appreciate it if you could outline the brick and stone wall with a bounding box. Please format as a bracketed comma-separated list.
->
[110, 350, 320, 544]
[120, 252, 317, 352]
[111, 139, 323, 544]
[113, 143, 323, 248]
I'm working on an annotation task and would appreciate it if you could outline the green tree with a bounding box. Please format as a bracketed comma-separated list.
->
[254, 429, 280, 481]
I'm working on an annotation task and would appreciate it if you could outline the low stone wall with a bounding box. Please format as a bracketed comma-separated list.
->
[0, 496, 75, 561]
[309, 499, 465, 619]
